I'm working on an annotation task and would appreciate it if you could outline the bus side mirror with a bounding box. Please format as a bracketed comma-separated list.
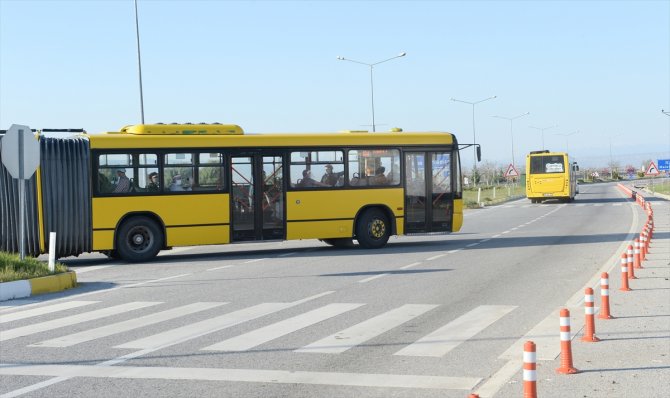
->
[476, 146, 482, 162]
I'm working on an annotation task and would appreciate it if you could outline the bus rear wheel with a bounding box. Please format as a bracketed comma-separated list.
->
[355, 208, 390, 249]
[322, 238, 355, 248]
[116, 216, 163, 262]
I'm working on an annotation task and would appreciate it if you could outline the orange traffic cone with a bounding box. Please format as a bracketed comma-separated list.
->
[599, 272, 613, 319]
[556, 309, 579, 374]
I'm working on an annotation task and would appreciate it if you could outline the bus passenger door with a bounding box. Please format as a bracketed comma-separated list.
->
[231, 155, 285, 242]
[404, 152, 452, 233]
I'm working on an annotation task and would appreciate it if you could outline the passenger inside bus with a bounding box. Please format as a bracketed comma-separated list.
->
[297, 169, 327, 188]
[112, 168, 131, 193]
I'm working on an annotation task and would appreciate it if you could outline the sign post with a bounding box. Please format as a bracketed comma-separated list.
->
[645, 161, 660, 195]
[1, 124, 40, 260]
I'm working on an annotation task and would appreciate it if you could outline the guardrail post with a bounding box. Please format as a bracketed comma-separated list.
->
[48, 232, 56, 272]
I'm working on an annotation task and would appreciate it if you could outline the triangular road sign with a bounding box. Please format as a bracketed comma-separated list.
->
[504, 164, 519, 177]
[645, 161, 660, 176]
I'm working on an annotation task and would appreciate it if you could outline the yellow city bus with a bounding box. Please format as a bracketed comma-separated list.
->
[525, 150, 579, 203]
[0, 123, 472, 262]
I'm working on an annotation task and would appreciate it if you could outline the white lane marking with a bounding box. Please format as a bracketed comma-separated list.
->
[500, 231, 510, 235]
[394, 305, 517, 357]
[479, 239, 491, 243]
[0, 273, 193, 315]
[31, 302, 227, 348]
[400, 262, 421, 270]
[72, 265, 113, 274]
[465, 243, 479, 248]
[0, 301, 99, 324]
[244, 258, 265, 264]
[358, 274, 389, 283]
[277, 251, 297, 257]
[491, 234, 501, 238]
[448, 249, 461, 254]
[511, 227, 518, 231]
[593, 203, 604, 207]
[203, 303, 364, 352]
[207, 265, 233, 271]
[115, 292, 334, 350]
[0, 302, 162, 342]
[426, 254, 446, 261]
[612, 203, 622, 206]
[296, 304, 438, 354]
[0, 363, 481, 391]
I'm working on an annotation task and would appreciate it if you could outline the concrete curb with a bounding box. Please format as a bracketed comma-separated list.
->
[0, 271, 77, 301]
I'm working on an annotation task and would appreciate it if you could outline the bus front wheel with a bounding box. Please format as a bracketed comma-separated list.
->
[116, 216, 163, 262]
[356, 208, 390, 249]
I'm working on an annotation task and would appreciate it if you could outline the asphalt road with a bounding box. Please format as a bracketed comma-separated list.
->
[0, 183, 649, 398]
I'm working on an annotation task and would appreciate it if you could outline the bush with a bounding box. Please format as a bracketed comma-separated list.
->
[0, 251, 68, 283]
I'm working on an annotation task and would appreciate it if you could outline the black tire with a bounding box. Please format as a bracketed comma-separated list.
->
[322, 238, 355, 248]
[116, 216, 163, 262]
[355, 208, 390, 249]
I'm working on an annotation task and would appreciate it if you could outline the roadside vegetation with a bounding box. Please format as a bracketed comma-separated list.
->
[463, 184, 525, 208]
[0, 251, 68, 283]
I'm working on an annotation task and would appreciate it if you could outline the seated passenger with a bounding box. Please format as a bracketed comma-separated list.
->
[320, 164, 339, 186]
[371, 166, 388, 185]
[298, 169, 327, 188]
[147, 172, 160, 192]
[169, 175, 185, 191]
[112, 168, 131, 193]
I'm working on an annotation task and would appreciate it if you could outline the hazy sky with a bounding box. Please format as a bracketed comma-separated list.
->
[1, 0, 668, 169]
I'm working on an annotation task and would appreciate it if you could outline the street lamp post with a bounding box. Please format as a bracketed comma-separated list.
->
[492, 112, 530, 168]
[451, 96, 497, 185]
[134, 0, 145, 124]
[337, 52, 407, 132]
[529, 124, 557, 150]
[554, 131, 579, 153]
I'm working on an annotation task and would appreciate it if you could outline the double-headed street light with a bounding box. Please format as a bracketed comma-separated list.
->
[529, 124, 557, 150]
[450, 96, 497, 183]
[337, 52, 407, 132]
[492, 112, 530, 168]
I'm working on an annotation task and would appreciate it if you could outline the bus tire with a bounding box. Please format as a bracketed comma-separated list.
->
[355, 208, 390, 249]
[322, 238, 355, 248]
[116, 216, 163, 262]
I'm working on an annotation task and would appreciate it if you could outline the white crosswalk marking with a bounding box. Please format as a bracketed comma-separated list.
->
[0, 363, 482, 390]
[116, 302, 297, 350]
[0, 302, 161, 342]
[31, 302, 227, 348]
[296, 304, 438, 354]
[0, 301, 99, 324]
[394, 305, 517, 357]
[203, 303, 364, 352]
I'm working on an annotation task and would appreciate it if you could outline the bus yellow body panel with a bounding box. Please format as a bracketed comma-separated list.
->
[286, 189, 404, 240]
[92, 194, 230, 250]
[89, 132, 454, 150]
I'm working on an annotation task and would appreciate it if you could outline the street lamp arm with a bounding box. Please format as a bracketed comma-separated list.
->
[451, 98, 474, 105]
[473, 95, 497, 104]
[337, 56, 372, 66]
[371, 52, 407, 66]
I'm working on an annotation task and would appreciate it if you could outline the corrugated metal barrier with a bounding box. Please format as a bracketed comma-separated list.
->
[40, 136, 92, 257]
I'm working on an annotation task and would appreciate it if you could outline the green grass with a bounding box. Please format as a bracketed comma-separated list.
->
[650, 181, 670, 195]
[0, 251, 69, 283]
[463, 184, 526, 208]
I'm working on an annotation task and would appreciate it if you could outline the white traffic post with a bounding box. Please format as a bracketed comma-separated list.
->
[48, 232, 57, 272]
